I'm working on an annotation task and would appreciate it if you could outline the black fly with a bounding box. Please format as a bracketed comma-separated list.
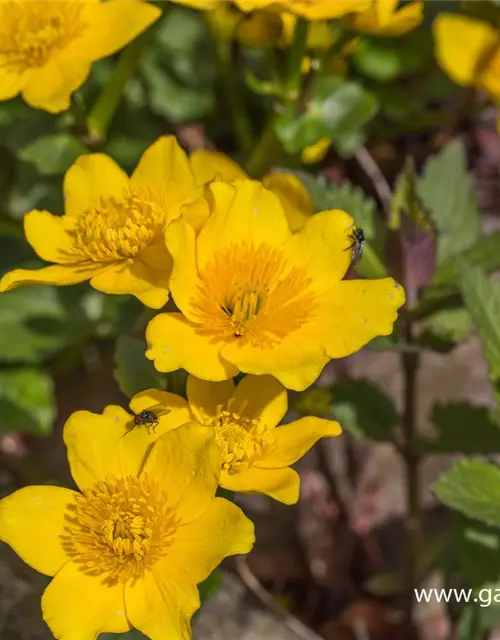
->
[124, 403, 170, 436]
[347, 227, 365, 266]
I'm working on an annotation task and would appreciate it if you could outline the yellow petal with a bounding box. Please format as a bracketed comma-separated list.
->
[186, 376, 235, 423]
[0, 67, 30, 101]
[170, 498, 255, 585]
[374, 2, 424, 37]
[197, 180, 291, 269]
[42, 562, 129, 639]
[259, 417, 342, 468]
[324, 278, 405, 358]
[230, 374, 287, 428]
[269, 359, 329, 392]
[125, 565, 198, 640]
[23, 210, 76, 264]
[221, 466, 300, 504]
[262, 172, 314, 232]
[434, 14, 499, 87]
[64, 153, 130, 218]
[90, 259, 170, 309]
[141, 423, 221, 523]
[129, 389, 191, 435]
[21, 59, 90, 113]
[80, 0, 161, 61]
[63, 406, 151, 491]
[0, 485, 76, 576]
[301, 138, 331, 165]
[165, 218, 200, 320]
[131, 136, 197, 216]
[290, 0, 370, 20]
[190, 149, 247, 186]
[0, 263, 105, 293]
[146, 312, 238, 380]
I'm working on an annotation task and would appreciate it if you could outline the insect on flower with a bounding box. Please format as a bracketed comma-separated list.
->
[348, 227, 365, 265]
[125, 403, 171, 435]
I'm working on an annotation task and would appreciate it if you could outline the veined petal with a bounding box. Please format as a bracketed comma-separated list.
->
[259, 417, 342, 468]
[131, 136, 197, 214]
[323, 278, 405, 359]
[0, 263, 105, 293]
[141, 423, 221, 523]
[80, 0, 161, 61]
[165, 218, 200, 320]
[221, 466, 300, 505]
[42, 562, 129, 639]
[125, 566, 198, 640]
[190, 149, 247, 186]
[90, 259, 170, 309]
[63, 407, 151, 491]
[129, 389, 191, 435]
[197, 180, 291, 269]
[186, 376, 235, 423]
[0, 485, 77, 576]
[262, 172, 314, 232]
[170, 498, 254, 585]
[63, 154, 130, 218]
[146, 312, 238, 380]
[24, 210, 76, 264]
[230, 375, 287, 428]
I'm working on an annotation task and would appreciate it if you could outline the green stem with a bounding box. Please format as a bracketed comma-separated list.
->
[284, 17, 308, 102]
[245, 115, 279, 177]
[86, 30, 153, 142]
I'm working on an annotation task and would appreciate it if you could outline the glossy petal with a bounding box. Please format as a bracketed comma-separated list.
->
[146, 312, 238, 380]
[165, 218, 200, 319]
[170, 498, 255, 584]
[132, 136, 197, 214]
[0, 68, 30, 100]
[190, 149, 247, 186]
[374, 1, 424, 36]
[23, 210, 77, 264]
[230, 375, 287, 428]
[42, 562, 129, 639]
[0, 263, 105, 293]
[259, 417, 342, 468]
[63, 406, 151, 491]
[221, 466, 300, 504]
[186, 376, 235, 423]
[63, 153, 129, 218]
[129, 389, 191, 435]
[262, 172, 314, 232]
[125, 566, 197, 640]
[197, 180, 291, 269]
[323, 278, 405, 359]
[0, 485, 77, 576]
[141, 423, 221, 523]
[269, 359, 329, 392]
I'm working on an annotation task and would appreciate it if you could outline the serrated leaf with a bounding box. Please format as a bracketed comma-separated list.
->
[457, 261, 500, 402]
[418, 139, 480, 265]
[434, 459, 500, 527]
[18, 134, 86, 175]
[114, 337, 167, 398]
[332, 378, 399, 441]
[390, 157, 436, 235]
[423, 403, 500, 453]
[0, 368, 55, 435]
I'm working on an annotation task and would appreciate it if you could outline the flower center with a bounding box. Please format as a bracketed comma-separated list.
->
[70, 190, 165, 263]
[206, 405, 270, 473]
[0, 1, 87, 72]
[191, 242, 316, 347]
[61, 475, 177, 585]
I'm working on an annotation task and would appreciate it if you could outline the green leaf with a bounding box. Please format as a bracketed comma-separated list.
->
[18, 134, 86, 175]
[332, 378, 399, 441]
[417, 139, 480, 265]
[390, 157, 435, 235]
[456, 261, 500, 402]
[434, 459, 500, 527]
[114, 337, 167, 398]
[198, 567, 223, 603]
[275, 76, 378, 157]
[0, 367, 55, 435]
[457, 519, 500, 589]
[423, 403, 500, 453]
[417, 307, 472, 353]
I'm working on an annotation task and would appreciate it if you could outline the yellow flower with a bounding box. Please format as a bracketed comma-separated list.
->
[347, 0, 423, 36]
[434, 14, 500, 106]
[0, 136, 199, 309]
[0, 0, 161, 113]
[146, 179, 405, 391]
[190, 148, 314, 231]
[0, 418, 254, 639]
[130, 374, 342, 504]
[234, 0, 371, 20]
[301, 137, 332, 164]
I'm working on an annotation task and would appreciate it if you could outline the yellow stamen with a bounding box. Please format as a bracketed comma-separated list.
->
[61, 474, 177, 585]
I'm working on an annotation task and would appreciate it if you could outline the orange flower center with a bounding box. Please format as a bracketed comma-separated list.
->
[205, 405, 270, 473]
[61, 475, 177, 585]
[0, 1, 87, 72]
[191, 242, 316, 347]
[71, 189, 165, 262]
